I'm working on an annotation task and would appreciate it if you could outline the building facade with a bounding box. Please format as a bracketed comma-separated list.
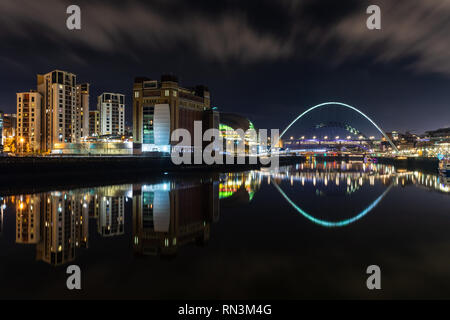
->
[2, 113, 17, 140]
[0, 111, 3, 153]
[89, 110, 100, 136]
[97, 93, 125, 136]
[16, 91, 42, 153]
[76, 83, 90, 139]
[133, 75, 216, 153]
[37, 70, 80, 153]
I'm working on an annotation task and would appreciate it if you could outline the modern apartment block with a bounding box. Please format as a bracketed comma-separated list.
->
[133, 74, 217, 153]
[97, 93, 125, 136]
[37, 70, 79, 152]
[0, 111, 3, 152]
[16, 91, 42, 153]
[89, 110, 100, 136]
[76, 83, 90, 139]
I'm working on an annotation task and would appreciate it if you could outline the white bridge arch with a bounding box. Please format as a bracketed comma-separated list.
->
[279, 102, 398, 151]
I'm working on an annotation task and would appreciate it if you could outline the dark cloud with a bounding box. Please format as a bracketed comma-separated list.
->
[0, 0, 294, 64]
[325, 0, 450, 75]
[1, 0, 449, 75]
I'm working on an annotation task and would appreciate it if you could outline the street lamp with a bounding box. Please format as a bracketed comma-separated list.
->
[19, 137, 24, 154]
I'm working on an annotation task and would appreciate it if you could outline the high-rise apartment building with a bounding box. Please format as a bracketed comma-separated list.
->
[0, 111, 3, 152]
[76, 83, 90, 139]
[97, 93, 125, 136]
[89, 110, 100, 136]
[16, 91, 42, 153]
[37, 70, 79, 152]
[133, 75, 217, 153]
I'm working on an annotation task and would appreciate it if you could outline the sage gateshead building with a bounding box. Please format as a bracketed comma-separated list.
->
[132, 75, 218, 154]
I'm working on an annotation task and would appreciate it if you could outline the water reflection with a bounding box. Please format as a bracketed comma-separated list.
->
[132, 181, 219, 257]
[0, 161, 449, 267]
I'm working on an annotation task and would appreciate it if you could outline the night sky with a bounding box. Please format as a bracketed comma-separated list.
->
[0, 0, 449, 135]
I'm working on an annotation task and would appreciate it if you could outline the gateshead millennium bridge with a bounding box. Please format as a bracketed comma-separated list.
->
[278, 102, 398, 154]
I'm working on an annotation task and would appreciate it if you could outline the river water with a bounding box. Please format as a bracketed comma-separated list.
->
[1, 161, 449, 299]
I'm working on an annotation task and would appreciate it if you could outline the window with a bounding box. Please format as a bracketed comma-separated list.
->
[165, 90, 169, 97]
[134, 91, 139, 98]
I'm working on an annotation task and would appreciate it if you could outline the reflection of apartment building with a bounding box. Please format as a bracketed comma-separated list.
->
[35, 192, 88, 266]
[132, 75, 218, 153]
[16, 91, 42, 153]
[16, 195, 41, 244]
[98, 196, 125, 237]
[132, 181, 218, 257]
[89, 194, 100, 219]
[97, 93, 125, 136]
[89, 185, 130, 237]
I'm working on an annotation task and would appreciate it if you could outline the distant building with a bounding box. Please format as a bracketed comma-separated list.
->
[89, 110, 100, 136]
[1, 113, 17, 153]
[97, 93, 125, 136]
[219, 112, 258, 154]
[426, 127, 450, 139]
[16, 91, 42, 153]
[2, 113, 17, 139]
[76, 83, 90, 139]
[0, 111, 3, 153]
[132, 75, 217, 153]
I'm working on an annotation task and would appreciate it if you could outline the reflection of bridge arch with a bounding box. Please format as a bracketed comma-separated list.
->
[279, 102, 398, 151]
[272, 182, 392, 227]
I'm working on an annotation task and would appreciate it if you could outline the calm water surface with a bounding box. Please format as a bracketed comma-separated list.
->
[1, 161, 450, 299]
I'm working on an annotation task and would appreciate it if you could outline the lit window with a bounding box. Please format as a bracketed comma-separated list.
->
[165, 90, 169, 97]
[134, 91, 139, 98]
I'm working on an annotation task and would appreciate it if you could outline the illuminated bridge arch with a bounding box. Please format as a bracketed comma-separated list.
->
[279, 102, 398, 151]
[272, 182, 392, 227]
